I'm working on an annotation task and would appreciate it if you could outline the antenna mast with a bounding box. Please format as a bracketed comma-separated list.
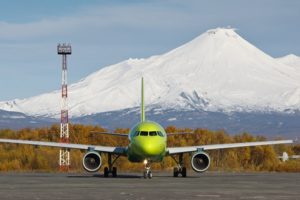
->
[57, 43, 71, 171]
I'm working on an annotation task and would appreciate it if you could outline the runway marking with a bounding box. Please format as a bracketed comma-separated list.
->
[240, 196, 266, 199]
[195, 194, 220, 198]
[277, 196, 298, 199]
[120, 192, 134, 196]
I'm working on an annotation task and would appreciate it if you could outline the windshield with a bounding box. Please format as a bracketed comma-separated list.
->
[134, 131, 164, 137]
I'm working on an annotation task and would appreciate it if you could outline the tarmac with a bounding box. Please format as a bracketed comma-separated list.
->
[0, 171, 299, 200]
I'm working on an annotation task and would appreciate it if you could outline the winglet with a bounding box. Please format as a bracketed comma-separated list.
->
[141, 77, 145, 122]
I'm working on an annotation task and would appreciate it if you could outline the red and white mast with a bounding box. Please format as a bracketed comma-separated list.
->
[57, 43, 71, 170]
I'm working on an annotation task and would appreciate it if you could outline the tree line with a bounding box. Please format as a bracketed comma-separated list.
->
[0, 124, 299, 172]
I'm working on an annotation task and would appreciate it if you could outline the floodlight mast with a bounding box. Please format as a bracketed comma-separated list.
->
[57, 43, 71, 171]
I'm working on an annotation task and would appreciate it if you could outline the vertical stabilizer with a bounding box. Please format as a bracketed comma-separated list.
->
[141, 77, 145, 122]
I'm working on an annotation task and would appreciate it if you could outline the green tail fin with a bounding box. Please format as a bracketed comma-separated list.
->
[141, 77, 145, 122]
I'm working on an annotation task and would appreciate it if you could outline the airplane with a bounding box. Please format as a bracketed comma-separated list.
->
[0, 78, 293, 178]
[278, 152, 300, 162]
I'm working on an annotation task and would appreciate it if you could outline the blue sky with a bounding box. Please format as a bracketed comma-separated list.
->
[0, 0, 299, 100]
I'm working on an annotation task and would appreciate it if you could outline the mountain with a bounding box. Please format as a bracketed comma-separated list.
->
[1, 28, 300, 119]
[276, 54, 300, 69]
[72, 108, 300, 137]
[0, 109, 54, 129]
[1, 28, 300, 136]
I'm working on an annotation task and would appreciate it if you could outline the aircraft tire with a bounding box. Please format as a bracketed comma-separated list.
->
[173, 167, 179, 177]
[112, 167, 117, 177]
[148, 171, 152, 179]
[104, 167, 109, 177]
[181, 167, 187, 177]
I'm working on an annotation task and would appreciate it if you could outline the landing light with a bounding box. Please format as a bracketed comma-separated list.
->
[143, 159, 148, 165]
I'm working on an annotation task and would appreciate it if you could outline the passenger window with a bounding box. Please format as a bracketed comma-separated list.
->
[140, 131, 148, 136]
[157, 131, 164, 137]
[149, 131, 157, 136]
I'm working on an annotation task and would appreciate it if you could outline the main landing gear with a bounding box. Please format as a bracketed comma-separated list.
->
[173, 166, 187, 177]
[171, 154, 187, 177]
[143, 159, 152, 179]
[104, 154, 120, 177]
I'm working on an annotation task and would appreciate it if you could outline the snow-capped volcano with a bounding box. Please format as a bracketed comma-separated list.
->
[1, 28, 300, 118]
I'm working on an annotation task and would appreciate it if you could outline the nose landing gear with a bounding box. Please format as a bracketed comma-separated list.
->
[143, 159, 152, 179]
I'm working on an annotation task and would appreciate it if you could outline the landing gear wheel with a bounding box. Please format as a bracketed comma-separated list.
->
[171, 154, 188, 178]
[112, 167, 117, 177]
[181, 167, 187, 177]
[148, 171, 152, 179]
[104, 167, 109, 177]
[173, 167, 179, 177]
[143, 170, 152, 179]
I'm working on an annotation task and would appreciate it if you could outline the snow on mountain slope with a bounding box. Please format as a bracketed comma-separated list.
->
[1, 28, 300, 118]
[276, 54, 300, 69]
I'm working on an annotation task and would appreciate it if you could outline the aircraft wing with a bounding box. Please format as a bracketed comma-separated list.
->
[291, 155, 300, 159]
[167, 132, 193, 136]
[90, 131, 129, 137]
[0, 139, 126, 155]
[167, 140, 293, 155]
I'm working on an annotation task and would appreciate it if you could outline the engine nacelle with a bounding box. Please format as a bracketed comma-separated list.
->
[82, 151, 102, 172]
[191, 151, 210, 172]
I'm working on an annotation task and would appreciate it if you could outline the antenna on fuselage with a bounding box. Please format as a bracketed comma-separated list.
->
[141, 77, 145, 122]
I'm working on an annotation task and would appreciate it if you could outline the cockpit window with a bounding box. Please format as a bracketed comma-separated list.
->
[134, 131, 140, 137]
[136, 131, 164, 137]
[157, 131, 164, 137]
[140, 131, 148, 136]
[149, 131, 157, 136]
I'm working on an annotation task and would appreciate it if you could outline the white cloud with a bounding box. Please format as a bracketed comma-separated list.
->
[0, 2, 198, 41]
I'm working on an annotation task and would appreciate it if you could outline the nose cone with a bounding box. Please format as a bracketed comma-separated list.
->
[136, 138, 165, 157]
[141, 141, 163, 156]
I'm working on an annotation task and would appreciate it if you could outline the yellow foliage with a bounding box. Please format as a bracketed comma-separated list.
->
[0, 124, 298, 172]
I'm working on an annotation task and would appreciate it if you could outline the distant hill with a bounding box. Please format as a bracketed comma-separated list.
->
[0, 109, 54, 129]
[72, 108, 300, 138]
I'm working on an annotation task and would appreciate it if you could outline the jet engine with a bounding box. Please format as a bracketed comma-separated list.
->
[191, 151, 210, 172]
[82, 151, 102, 172]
